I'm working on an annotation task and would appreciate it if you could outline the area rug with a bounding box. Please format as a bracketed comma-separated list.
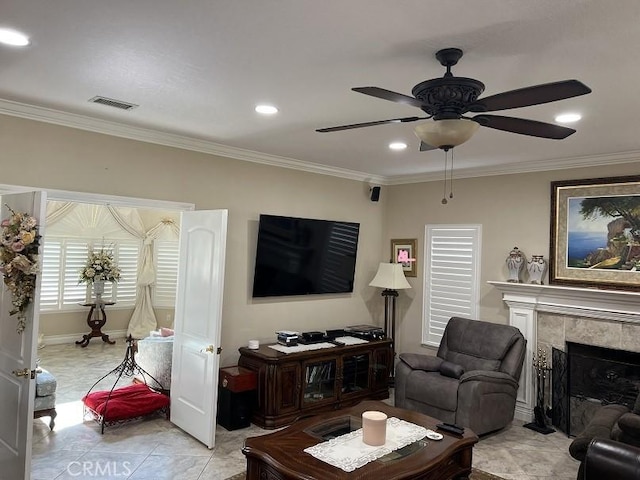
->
[225, 468, 504, 479]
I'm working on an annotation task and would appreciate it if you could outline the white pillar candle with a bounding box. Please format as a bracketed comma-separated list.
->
[362, 410, 387, 446]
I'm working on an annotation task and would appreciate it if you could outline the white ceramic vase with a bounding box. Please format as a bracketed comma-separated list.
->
[506, 247, 525, 283]
[527, 255, 547, 284]
[93, 280, 105, 301]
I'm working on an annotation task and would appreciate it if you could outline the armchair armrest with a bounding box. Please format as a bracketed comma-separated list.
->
[459, 370, 518, 389]
[614, 413, 640, 447]
[584, 438, 640, 480]
[569, 404, 629, 461]
[398, 353, 442, 372]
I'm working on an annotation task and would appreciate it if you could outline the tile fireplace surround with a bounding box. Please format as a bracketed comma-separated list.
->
[489, 281, 640, 422]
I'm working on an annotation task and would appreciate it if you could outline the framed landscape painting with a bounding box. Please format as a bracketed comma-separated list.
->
[550, 175, 640, 290]
[391, 238, 417, 277]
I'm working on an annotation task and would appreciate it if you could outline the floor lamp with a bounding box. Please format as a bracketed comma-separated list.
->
[369, 262, 411, 383]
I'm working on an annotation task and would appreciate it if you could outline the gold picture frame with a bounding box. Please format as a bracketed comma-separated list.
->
[550, 175, 640, 290]
[391, 238, 417, 277]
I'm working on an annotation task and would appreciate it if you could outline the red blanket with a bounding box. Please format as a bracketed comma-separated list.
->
[83, 383, 169, 421]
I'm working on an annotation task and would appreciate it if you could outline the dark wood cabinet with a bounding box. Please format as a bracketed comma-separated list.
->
[238, 339, 392, 429]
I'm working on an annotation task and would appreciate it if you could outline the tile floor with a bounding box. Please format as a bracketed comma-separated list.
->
[31, 340, 580, 479]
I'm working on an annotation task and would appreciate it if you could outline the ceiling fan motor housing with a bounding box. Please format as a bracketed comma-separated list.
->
[412, 77, 485, 120]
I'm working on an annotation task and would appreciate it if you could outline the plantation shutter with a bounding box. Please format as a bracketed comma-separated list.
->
[62, 240, 90, 306]
[39, 240, 62, 309]
[114, 240, 139, 305]
[423, 225, 481, 347]
[154, 239, 179, 307]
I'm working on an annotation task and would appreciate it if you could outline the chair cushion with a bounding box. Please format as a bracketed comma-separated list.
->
[405, 370, 458, 412]
[82, 383, 170, 422]
[438, 317, 521, 372]
[35, 369, 57, 397]
[34, 393, 56, 410]
[439, 361, 465, 379]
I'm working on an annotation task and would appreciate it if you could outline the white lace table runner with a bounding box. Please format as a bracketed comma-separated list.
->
[268, 342, 336, 353]
[303, 417, 428, 472]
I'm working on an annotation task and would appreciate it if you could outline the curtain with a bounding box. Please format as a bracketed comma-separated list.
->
[107, 206, 179, 338]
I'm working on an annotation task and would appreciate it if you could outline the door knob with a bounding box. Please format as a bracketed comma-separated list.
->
[12, 368, 30, 378]
[202, 345, 215, 354]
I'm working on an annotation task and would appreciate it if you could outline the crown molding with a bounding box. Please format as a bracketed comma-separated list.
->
[2, 98, 637, 187]
[386, 150, 640, 185]
[0, 98, 386, 185]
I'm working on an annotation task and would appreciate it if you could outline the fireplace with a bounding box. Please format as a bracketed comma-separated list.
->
[552, 342, 640, 436]
[489, 281, 640, 423]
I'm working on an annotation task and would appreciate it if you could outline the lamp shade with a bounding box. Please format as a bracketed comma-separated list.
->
[414, 119, 480, 149]
[369, 263, 411, 290]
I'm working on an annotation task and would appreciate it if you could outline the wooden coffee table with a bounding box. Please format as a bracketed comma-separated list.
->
[242, 400, 478, 480]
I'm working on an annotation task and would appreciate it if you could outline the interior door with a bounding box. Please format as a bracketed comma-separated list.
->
[0, 191, 46, 480]
[170, 209, 227, 448]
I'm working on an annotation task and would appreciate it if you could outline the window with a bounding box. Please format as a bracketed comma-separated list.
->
[40, 238, 139, 310]
[423, 224, 482, 347]
[154, 239, 179, 307]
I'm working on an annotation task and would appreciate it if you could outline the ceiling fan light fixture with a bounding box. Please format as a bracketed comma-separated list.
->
[389, 142, 407, 150]
[414, 119, 479, 149]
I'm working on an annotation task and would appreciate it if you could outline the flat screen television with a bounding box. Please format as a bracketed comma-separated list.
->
[252, 214, 360, 298]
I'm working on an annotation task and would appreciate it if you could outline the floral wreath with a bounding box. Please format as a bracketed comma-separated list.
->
[0, 206, 40, 333]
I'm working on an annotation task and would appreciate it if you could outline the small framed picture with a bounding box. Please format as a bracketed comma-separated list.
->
[391, 238, 417, 277]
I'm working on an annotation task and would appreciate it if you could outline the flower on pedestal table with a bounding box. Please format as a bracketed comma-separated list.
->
[79, 247, 121, 300]
[0, 206, 41, 333]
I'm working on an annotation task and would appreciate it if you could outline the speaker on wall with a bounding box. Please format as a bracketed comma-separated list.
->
[370, 186, 381, 202]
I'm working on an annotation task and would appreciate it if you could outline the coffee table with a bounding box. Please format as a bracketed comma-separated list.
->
[242, 400, 478, 480]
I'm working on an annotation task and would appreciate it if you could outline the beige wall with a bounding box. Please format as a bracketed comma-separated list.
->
[385, 161, 640, 356]
[0, 115, 385, 367]
[3, 114, 639, 366]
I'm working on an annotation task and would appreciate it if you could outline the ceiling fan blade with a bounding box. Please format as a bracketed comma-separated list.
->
[316, 116, 428, 133]
[352, 87, 425, 109]
[419, 141, 436, 152]
[469, 80, 591, 113]
[473, 114, 576, 139]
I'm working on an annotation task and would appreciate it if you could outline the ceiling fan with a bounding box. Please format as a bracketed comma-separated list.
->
[317, 48, 592, 151]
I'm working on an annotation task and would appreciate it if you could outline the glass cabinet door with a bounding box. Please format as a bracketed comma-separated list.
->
[342, 353, 370, 395]
[303, 359, 337, 404]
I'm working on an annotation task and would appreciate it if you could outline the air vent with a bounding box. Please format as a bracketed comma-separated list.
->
[88, 96, 139, 111]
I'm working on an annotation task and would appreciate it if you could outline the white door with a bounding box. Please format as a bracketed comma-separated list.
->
[170, 210, 227, 448]
[0, 191, 46, 480]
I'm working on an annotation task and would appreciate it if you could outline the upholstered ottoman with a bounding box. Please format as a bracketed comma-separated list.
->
[34, 368, 57, 430]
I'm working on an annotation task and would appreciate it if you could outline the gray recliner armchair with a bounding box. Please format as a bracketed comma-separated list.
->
[395, 317, 526, 435]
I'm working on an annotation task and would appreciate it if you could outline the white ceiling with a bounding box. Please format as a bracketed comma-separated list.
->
[2, 1, 640, 183]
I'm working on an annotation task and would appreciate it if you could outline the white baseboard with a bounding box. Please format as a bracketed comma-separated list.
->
[514, 403, 533, 422]
[40, 330, 129, 346]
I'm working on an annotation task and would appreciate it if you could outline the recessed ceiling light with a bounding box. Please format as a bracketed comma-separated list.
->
[255, 105, 278, 115]
[0, 28, 30, 47]
[555, 113, 582, 123]
[389, 142, 407, 150]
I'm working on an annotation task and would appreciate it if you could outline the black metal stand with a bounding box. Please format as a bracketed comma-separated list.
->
[83, 335, 167, 433]
[381, 288, 399, 385]
[524, 348, 556, 434]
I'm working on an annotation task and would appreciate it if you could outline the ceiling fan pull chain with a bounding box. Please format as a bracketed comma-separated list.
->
[442, 150, 449, 204]
[449, 149, 454, 200]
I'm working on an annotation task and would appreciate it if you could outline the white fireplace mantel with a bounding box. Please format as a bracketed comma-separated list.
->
[488, 281, 640, 324]
[488, 281, 640, 421]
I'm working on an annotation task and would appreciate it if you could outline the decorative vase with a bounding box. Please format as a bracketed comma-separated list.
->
[93, 280, 105, 302]
[527, 255, 547, 284]
[506, 247, 525, 283]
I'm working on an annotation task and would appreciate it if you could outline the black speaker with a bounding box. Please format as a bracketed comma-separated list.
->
[370, 186, 381, 202]
[217, 386, 255, 430]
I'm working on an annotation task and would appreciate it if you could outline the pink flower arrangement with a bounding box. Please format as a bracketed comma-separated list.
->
[0, 206, 40, 333]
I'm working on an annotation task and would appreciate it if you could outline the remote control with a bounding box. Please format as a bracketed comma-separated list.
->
[436, 423, 464, 435]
